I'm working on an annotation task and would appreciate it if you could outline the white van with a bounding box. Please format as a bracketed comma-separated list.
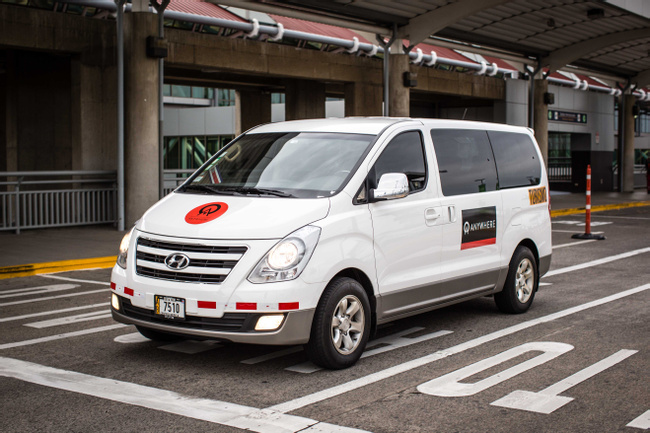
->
[111, 118, 551, 369]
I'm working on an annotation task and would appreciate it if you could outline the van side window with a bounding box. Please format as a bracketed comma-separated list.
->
[430, 129, 498, 196]
[372, 131, 427, 193]
[488, 131, 541, 188]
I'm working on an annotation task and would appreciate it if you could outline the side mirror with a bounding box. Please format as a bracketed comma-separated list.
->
[370, 173, 409, 202]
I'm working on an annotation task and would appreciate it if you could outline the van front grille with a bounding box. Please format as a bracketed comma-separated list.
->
[135, 237, 247, 284]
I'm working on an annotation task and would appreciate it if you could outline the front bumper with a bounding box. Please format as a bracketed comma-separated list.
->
[111, 296, 314, 345]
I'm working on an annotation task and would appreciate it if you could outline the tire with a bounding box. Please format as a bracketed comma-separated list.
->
[305, 277, 371, 369]
[135, 325, 182, 342]
[494, 246, 538, 314]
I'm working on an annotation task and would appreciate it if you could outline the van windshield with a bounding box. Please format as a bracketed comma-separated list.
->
[180, 132, 375, 198]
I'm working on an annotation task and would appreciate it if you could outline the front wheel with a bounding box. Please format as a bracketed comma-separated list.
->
[306, 277, 371, 369]
[494, 246, 538, 314]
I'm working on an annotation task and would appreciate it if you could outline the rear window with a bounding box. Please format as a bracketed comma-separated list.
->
[487, 131, 541, 188]
[430, 129, 498, 196]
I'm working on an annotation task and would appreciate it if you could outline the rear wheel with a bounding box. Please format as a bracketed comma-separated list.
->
[495, 246, 538, 314]
[135, 325, 182, 342]
[306, 277, 371, 369]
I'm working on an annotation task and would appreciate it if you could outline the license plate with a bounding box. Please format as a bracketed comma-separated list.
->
[155, 296, 185, 319]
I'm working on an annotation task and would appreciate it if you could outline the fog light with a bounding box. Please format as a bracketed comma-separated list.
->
[255, 314, 285, 331]
[111, 293, 120, 311]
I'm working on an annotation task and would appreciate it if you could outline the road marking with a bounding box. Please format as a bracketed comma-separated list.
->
[491, 349, 637, 414]
[241, 347, 304, 365]
[553, 220, 612, 227]
[0, 356, 370, 433]
[159, 340, 223, 354]
[544, 247, 650, 278]
[114, 332, 150, 344]
[550, 201, 650, 217]
[0, 303, 109, 323]
[0, 289, 108, 307]
[0, 256, 117, 279]
[0, 284, 79, 299]
[38, 274, 108, 285]
[0, 324, 127, 350]
[552, 229, 604, 234]
[25, 310, 112, 329]
[267, 284, 649, 414]
[287, 328, 453, 374]
[627, 410, 650, 429]
[552, 239, 597, 249]
[417, 342, 574, 397]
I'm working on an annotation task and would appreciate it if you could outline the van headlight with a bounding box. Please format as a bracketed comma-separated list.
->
[248, 225, 321, 283]
[116, 227, 134, 269]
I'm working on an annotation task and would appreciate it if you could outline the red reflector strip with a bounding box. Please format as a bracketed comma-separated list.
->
[461, 238, 496, 250]
[236, 302, 257, 310]
[279, 302, 299, 310]
[198, 301, 217, 309]
[124, 287, 134, 296]
[110, 282, 116, 290]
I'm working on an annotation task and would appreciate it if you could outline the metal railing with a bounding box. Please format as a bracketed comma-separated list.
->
[1, 171, 117, 234]
[163, 169, 195, 196]
[548, 158, 572, 182]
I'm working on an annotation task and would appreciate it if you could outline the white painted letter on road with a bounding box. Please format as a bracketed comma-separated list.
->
[417, 342, 574, 397]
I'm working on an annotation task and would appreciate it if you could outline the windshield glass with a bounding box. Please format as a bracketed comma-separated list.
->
[181, 132, 375, 198]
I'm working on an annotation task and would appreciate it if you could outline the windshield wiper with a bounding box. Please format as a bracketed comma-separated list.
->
[179, 184, 243, 196]
[220, 186, 295, 198]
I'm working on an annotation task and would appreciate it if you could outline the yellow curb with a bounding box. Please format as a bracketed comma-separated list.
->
[0, 256, 117, 280]
[551, 200, 650, 217]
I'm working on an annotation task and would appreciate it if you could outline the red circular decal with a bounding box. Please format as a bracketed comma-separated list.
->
[185, 202, 228, 224]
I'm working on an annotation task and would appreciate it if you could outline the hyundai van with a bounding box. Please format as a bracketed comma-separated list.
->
[111, 118, 552, 369]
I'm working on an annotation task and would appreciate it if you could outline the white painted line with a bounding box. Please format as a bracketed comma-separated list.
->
[159, 340, 222, 354]
[544, 247, 650, 278]
[0, 284, 78, 296]
[592, 215, 650, 220]
[418, 342, 574, 397]
[0, 284, 80, 299]
[0, 303, 109, 323]
[0, 324, 127, 350]
[0, 289, 108, 307]
[539, 282, 553, 287]
[25, 311, 111, 329]
[38, 274, 108, 285]
[267, 284, 649, 414]
[552, 230, 604, 234]
[552, 239, 597, 250]
[286, 328, 453, 374]
[491, 349, 637, 414]
[114, 332, 150, 344]
[0, 356, 370, 433]
[241, 347, 304, 365]
[627, 410, 650, 429]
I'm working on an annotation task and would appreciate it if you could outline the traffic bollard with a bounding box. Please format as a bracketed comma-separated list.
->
[572, 165, 606, 240]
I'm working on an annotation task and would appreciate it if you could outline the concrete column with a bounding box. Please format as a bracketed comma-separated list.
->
[345, 82, 382, 116]
[235, 89, 271, 135]
[285, 79, 325, 120]
[124, 12, 159, 226]
[533, 78, 549, 167]
[388, 54, 410, 117]
[622, 94, 635, 192]
[3, 51, 18, 172]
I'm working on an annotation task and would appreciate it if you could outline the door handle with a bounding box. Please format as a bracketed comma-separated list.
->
[425, 208, 441, 221]
[448, 205, 457, 223]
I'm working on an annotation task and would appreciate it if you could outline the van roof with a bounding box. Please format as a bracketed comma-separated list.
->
[249, 117, 532, 135]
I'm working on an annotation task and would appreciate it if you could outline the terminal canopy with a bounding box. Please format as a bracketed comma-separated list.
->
[214, 0, 650, 86]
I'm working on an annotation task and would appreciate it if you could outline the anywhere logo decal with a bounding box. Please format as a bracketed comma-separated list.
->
[461, 206, 497, 250]
[185, 202, 228, 224]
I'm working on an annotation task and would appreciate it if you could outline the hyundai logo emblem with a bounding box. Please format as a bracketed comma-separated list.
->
[165, 253, 190, 270]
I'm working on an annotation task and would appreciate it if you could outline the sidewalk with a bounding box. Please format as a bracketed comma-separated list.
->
[1, 190, 648, 276]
